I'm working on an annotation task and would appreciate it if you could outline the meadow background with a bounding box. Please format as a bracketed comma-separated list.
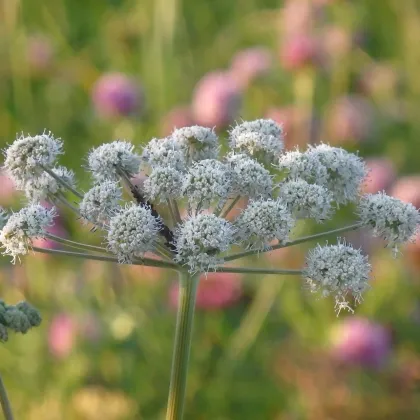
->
[1, 0, 420, 418]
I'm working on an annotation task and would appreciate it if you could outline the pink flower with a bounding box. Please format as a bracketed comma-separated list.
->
[321, 25, 352, 61]
[169, 272, 242, 311]
[280, 34, 319, 71]
[48, 313, 76, 359]
[0, 171, 16, 206]
[192, 71, 242, 128]
[161, 106, 195, 136]
[26, 35, 54, 73]
[362, 158, 396, 194]
[326, 95, 374, 144]
[281, 0, 316, 38]
[390, 176, 420, 209]
[92, 72, 144, 118]
[230, 47, 272, 88]
[330, 317, 392, 369]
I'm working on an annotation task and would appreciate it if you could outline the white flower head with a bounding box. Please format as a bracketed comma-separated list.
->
[182, 159, 233, 209]
[107, 204, 161, 262]
[0, 204, 56, 263]
[142, 137, 186, 171]
[23, 166, 76, 202]
[304, 241, 371, 314]
[171, 126, 219, 163]
[229, 119, 284, 164]
[308, 144, 367, 205]
[88, 141, 140, 182]
[80, 181, 122, 225]
[3, 132, 63, 188]
[226, 153, 273, 198]
[174, 214, 235, 272]
[278, 179, 334, 222]
[358, 192, 420, 254]
[143, 167, 183, 202]
[0, 207, 8, 230]
[235, 198, 295, 250]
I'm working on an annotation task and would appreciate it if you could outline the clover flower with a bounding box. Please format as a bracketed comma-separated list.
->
[141, 137, 185, 171]
[181, 159, 233, 209]
[235, 199, 295, 250]
[226, 153, 273, 198]
[143, 167, 183, 202]
[171, 126, 219, 163]
[304, 241, 371, 313]
[24, 166, 75, 202]
[0, 204, 56, 262]
[229, 119, 284, 164]
[358, 192, 420, 253]
[88, 141, 140, 182]
[174, 214, 235, 272]
[107, 204, 161, 262]
[278, 179, 333, 222]
[3, 132, 63, 188]
[80, 181, 122, 225]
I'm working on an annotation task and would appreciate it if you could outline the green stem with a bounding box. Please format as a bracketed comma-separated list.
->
[224, 222, 365, 262]
[44, 233, 108, 253]
[166, 271, 200, 420]
[39, 164, 83, 199]
[31, 246, 179, 270]
[215, 266, 302, 275]
[0, 375, 14, 420]
[219, 196, 241, 219]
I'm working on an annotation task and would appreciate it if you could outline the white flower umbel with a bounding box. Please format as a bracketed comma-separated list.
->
[88, 141, 140, 182]
[278, 179, 333, 222]
[107, 204, 161, 262]
[142, 137, 185, 171]
[358, 192, 420, 253]
[171, 126, 219, 163]
[229, 119, 284, 165]
[308, 144, 367, 205]
[3, 132, 63, 188]
[235, 199, 295, 250]
[174, 214, 235, 272]
[182, 159, 232, 209]
[24, 166, 75, 202]
[0, 207, 8, 230]
[80, 181, 122, 225]
[0, 204, 56, 263]
[226, 153, 273, 198]
[143, 167, 183, 202]
[304, 241, 371, 313]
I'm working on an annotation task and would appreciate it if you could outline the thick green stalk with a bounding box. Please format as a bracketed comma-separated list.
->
[166, 271, 200, 420]
[0, 375, 14, 420]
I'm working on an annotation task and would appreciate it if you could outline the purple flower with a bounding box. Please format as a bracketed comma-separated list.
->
[192, 71, 242, 128]
[92, 72, 144, 118]
[230, 47, 272, 88]
[330, 317, 392, 369]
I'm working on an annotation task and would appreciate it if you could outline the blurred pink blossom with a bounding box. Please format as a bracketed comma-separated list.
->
[48, 313, 76, 359]
[169, 272, 242, 311]
[191, 71, 242, 128]
[0, 171, 16, 206]
[330, 317, 392, 369]
[281, 0, 316, 38]
[362, 158, 396, 194]
[280, 34, 319, 71]
[359, 63, 399, 98]
[77, 312, 103, 344]
[390, 176, 420, 209]
[326, 95, 374, 144]
[161, 106, 195, 136]
[230, 47, 272, 88]
[26, 35, 54, 73]
[321, 25, 352, 61]
[92, 72, 144, 118]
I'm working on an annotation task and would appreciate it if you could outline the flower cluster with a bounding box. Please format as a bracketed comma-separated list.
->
[0, 300, 42, 342]
[1, 118, 419, 313]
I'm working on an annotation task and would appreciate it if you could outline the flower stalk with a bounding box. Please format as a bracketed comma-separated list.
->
[0, 374, 14, 420]
[166, 271, 200, 420]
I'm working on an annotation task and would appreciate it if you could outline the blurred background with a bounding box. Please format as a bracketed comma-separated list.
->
[1, 0, 420, 418]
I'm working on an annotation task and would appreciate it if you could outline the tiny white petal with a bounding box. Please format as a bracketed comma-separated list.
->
[142, 137, 186, 170]
[143, 167, 183, 202]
